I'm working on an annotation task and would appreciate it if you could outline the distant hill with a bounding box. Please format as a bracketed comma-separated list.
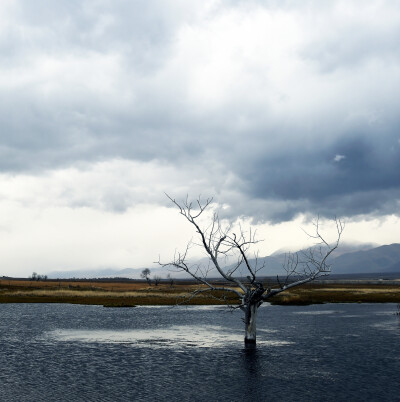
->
[46, 243, 400, 279]
[387, 260, 400, 272]
[223, 243, 400, 277]
[332, 243, 400, 274]
[46, 267, 161, 279]
[325, 242, 377, 257]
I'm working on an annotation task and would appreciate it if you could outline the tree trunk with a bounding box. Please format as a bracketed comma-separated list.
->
[244, 303, 258, 345]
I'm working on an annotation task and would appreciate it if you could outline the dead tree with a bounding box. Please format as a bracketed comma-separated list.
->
[153, 275, 162, 286]
[141, 268, 152, 286]
[167, 273, 175, 287]
[159, 195, 344, 345]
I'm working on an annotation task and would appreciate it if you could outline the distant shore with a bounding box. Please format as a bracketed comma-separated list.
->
[1, 279, 400, 307]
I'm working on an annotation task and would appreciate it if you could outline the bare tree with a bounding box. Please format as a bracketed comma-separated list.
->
[166, 273, 175, 287]
[159, 195, 344, 345]
[153, 275, 162, 286]
[141, 268, 152, 285]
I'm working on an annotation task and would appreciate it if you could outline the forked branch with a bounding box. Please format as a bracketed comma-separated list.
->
[160, 195, 344, 310]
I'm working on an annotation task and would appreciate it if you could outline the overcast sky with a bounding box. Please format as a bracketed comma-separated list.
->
[1, 0, 399, 277]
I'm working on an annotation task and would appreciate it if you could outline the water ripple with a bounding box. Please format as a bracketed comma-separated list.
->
[1, 303, 400, 401]
[43, 325, 294, 349]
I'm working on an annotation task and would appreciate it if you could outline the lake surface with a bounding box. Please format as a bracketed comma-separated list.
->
[0, 303, 399, 401]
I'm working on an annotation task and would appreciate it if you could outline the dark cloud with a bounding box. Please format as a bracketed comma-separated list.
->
[0, 0, 400, 222]
[302, 12, 400, 73]
[239, 136, 400, 221]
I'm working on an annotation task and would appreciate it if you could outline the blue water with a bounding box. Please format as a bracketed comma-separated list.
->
[0, 303, 399, 401]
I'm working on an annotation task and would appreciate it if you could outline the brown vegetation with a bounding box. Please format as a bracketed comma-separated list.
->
[269, 283, 400, 305]
[1, 279, 400, 307]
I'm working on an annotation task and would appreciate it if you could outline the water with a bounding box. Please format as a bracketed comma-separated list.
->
[0, 303, 399, 401]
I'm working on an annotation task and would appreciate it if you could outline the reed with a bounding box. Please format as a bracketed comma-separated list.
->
[1, 280, 399, 306]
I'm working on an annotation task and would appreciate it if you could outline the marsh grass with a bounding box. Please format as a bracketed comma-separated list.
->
[8, 289, 141, 297]
[1, 280, 399, 306]
[270, 284, 400, 305]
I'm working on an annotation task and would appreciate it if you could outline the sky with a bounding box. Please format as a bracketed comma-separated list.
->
[0, 0, 399, 277]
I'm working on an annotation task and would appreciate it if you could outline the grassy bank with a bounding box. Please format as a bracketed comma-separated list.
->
[269, 283, 400, 305]
[1, 279, 400, 307]
[0, 280, 229, 306]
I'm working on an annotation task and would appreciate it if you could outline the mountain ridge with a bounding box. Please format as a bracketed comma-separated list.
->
[45, 243, 400, 279]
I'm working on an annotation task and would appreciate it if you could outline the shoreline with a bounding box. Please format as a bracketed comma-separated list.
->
[1, 279, 400, 307]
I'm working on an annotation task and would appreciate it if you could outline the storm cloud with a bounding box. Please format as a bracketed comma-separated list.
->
[1, 0, 400, 223]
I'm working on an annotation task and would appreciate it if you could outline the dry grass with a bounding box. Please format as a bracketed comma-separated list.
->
[1, 279, 400, 306]
[8, 289, 144, 298]
[0, 279, 234, 306]
[270, 283, 400, 305]
[0, 280, 149, 291]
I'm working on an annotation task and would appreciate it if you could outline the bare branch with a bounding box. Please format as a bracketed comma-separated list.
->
[161, 194, 344, 344]
[263, 217, 345, 301]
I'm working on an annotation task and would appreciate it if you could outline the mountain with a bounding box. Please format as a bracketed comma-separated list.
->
[331, 243, 400, 274]
[326, 242, 377, 257]
[46, 243, 400, 279]
[223, 243, 400, 277]
[387, 260, 400, 273]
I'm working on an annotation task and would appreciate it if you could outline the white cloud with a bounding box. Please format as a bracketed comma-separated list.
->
[0, 202, 196, 277]
[0, 0, 400, 275]
[0, 158, 243, 212]
[333, 154, 346, 162]
[1, 188, 398, 277]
